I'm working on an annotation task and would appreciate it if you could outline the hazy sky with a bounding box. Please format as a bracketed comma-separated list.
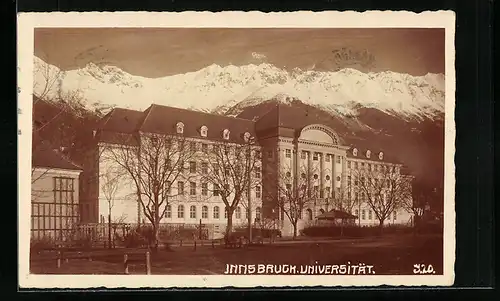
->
[34, 28, 445, 78]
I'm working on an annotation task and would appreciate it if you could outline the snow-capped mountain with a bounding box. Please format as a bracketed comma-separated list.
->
[33, 56, 445, 121]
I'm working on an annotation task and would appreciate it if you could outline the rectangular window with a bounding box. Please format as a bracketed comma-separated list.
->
[336, 156, 341, 164]
[189, 161, 197, 173]
[267, 150, 273, 159]
[201, 162, 208, 174]
[201, 183, 208, 196]
[213, 184, 220, 196]
[190, 206, 196, 219]
[313, 152, 319, 161]
[202, 206, 208, 219]
[313, 186, 319, 197]
[255, 150, 261, 159]
[301, 151, 307, 159]
[319, 189, 324, 199]
[256, 186, 261, 198]
[165, 205, 171, 218]
[325, 187, 331, 198]
[178, 181, 184, 195]
[285, 149, 291, 158]
[286, 184, 292, 192]
[347, 191, 351, 199]
[178, 161, 185, 172]
[393, 211, 397, 220]
[325, 154, 331, 162]
[254, 166, 261, 178]
[354, 162, 358, 169]
[347, 161, 351, 169]
[166, 181, 172, 194]
[190, 182, 196, 195]
[368, 210, 372, 220]
[362, 210, 366, 220]
[201, 143, 208, 153]
[190, 141, 197, 153]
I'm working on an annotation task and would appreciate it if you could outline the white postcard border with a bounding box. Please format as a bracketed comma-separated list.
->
[17, 10, 456, 288]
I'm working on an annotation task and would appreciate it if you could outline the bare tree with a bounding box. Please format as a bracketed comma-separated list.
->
[351, 164, 413, 230]
[100, 166, 122, 248]
[103, 132, 196, 251]
[263, 163, 321, 239]
[200, 138, 260, 241]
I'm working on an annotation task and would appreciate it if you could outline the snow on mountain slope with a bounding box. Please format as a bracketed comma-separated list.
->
[33, 56, 445, 120]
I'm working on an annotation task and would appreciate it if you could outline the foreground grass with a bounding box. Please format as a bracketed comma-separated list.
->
[30, 234, 443, 275]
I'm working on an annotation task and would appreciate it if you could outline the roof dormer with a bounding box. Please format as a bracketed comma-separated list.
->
[176, 122, 184, 134]
[378, 151, 384, 160]
[200, 125, 208, 137]
[222, 129, 230, 140]
[352, 148, 358, 156]
[243, 131, 251, 142]
[366, 150, 371, 159]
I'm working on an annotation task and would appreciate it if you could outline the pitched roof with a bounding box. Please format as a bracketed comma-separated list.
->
[99, 104, 258, 144]
[139, 104, 257, 144]
[32, 134, 83, 171]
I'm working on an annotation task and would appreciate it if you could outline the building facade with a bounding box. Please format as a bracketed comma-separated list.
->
[95, 102, 413, 237]
[31, 137, 83, 241]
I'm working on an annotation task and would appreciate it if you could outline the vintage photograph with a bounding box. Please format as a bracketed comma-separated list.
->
[18, 12, 455, 288]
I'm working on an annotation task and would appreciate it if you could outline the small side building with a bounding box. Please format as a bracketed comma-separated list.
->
[31, 136, 83, 241]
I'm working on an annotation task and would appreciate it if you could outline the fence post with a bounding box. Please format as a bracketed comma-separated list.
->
[124, 254, 129, 275]
[180, 240, 182, 247]
[194, 241, 197, 251]
[146, 251, 151, 275]
[57, 251, 61, 268]
[212, 240, 214, 249]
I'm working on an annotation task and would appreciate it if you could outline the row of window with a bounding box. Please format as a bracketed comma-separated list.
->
[346, 191, 387, 202]
[175, 122, 255, 143]
[347, 176, 392, 188]
[165, 204, 262, 220]
[285, 183, 341, 199]
[299, 173, 341, 182]
[167, 181, 261, 198]
[282, 149, 343, 163]
[182, 161, 261, 177]
[354, 209, 397, 221]
[347, 161, 399, 173]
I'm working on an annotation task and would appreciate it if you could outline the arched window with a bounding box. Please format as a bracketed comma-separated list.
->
[213, 206, 220, 219]
[366, 150, 371, 158]
[177, 205, 184, 218]
[378, 152, 384, 160]
[165, 205, 172, 218]
[202, 206, 208, 219]
[190, 205, 196, 219]
[200, 125, 208, 137]
[306, 209, 313, 221]
[255, 207, 261, 221]
[176, 122, 184, 134]
[235, 206, 241, 219]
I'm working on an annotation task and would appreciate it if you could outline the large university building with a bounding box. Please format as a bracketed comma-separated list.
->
[95, 101, 413, 237]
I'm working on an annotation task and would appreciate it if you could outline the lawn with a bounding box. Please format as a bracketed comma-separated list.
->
[29, 234, 443, 275]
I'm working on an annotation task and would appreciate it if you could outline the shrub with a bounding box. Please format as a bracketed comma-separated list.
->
[301, 225, 414, 238]
[30, 236, 56, 252]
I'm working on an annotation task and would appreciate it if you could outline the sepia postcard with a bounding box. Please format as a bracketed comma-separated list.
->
[17, 11, 456, 288]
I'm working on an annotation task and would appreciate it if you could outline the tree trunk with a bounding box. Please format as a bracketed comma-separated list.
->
[292, 223, 298, 240]
[107, 214, 112, 249]
[378, 219, 385, 235]
[152, 222, 159, 253]
[225, 212, 234, 244]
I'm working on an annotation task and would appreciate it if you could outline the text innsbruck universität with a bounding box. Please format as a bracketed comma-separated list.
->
[223, 263, 376, 275]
